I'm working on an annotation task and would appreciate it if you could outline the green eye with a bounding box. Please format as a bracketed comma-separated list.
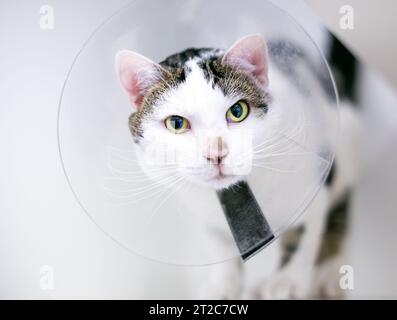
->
[226, 100, 249, 123]
[164, 115, 190, 134]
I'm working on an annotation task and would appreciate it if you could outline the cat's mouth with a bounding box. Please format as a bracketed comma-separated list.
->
[204, 167, 243, 190]
[178, 163, 246, 189]
[208, 165, 235, 181]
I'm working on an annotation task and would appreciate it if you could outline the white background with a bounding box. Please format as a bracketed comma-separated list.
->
[0, 0, 397, 298]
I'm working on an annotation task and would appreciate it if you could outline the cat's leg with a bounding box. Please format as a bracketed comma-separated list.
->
[255, 187, 330, 299]
[196, 227, 244, 300]
[197, 258, 243, 300]
[312, 191, 352, 299]
[313, 249, 349, 299]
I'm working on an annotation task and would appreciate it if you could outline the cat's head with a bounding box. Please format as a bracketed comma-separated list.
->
[115, 34, 273, 190]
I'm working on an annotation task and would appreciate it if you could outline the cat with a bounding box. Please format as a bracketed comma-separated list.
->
[115, 34, 362, 299]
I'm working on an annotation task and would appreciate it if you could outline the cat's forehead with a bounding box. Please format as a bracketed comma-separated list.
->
[155, 59, 237, 118]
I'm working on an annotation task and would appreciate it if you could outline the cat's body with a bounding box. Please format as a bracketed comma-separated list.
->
[115, 34, 362, 299]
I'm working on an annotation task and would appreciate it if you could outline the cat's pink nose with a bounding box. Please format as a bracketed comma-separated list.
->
[204, 136, 229, 164]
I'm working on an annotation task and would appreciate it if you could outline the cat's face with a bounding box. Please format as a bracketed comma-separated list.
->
[116, 35, 273, 190]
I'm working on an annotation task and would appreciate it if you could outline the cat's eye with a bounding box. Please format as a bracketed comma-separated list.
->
[226, 100, 249, 123]
[164, 115, 190, 134]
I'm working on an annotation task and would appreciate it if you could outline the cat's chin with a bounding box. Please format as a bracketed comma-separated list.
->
[194, 174, 244, 191]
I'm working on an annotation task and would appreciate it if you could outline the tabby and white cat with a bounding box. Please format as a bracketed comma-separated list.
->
[115, 34, 362, 299]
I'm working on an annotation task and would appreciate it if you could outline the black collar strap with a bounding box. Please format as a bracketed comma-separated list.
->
[217, 180, 274, 261]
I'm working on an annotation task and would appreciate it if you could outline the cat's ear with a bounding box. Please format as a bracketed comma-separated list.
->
[222, 34, 269, 87]
[115, 50, 165, 110]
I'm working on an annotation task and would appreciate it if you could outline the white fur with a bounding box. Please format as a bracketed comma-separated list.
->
[117, 35, 363, 299]
[137, 62, 362, 299]
[132, 60, 362, 299]
[202, 101, 362, 300]
[137, 59, 270, 189]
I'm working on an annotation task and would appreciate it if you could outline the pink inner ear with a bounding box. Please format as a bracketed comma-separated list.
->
[116, 51, 162, 110]
[222, 34, 269, 87]
[128, 77, 144, 107]
[250, 51, 268, 85]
